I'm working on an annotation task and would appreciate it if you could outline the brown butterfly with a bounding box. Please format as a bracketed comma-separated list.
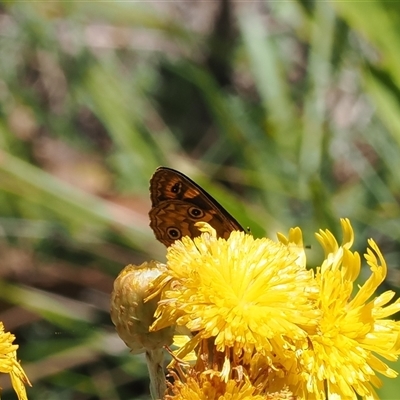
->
[149, 167, 244, 246]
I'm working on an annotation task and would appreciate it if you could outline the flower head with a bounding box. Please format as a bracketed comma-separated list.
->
[297, 219, 400, 399]
[110, 261, 175, 353]
[110, 261, 177, 399]
[150, 223, 318, 371]
[0, 322, 31, 400]
[166, 371, 294, 400]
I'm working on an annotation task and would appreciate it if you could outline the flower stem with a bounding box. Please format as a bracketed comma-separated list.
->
[146, 348, 166, 399]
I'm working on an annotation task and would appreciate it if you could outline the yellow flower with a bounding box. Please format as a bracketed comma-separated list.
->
[136, 219, 400, 399]
[166, 372, 294, 400]
[297, 218, 400, 399]
[0, 322, 31, 400]
[150, 223, 319, 369]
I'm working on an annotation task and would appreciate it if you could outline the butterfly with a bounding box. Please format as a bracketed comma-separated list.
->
[149, 166, 244, 246]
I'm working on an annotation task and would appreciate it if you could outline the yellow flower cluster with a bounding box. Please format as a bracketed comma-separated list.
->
[0, 322, 31, 400]
[146, 219, 400, 399]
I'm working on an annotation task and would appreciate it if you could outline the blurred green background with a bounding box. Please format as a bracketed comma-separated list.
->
[1, 1, 400, 399]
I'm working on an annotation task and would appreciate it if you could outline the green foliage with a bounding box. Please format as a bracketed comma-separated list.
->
[0, 1, 400, 398]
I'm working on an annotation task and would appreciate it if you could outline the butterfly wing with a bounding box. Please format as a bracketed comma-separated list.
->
[149, 167, 244, 246]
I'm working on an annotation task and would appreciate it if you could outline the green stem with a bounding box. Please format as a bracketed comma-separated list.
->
[145, 348, 166, 399]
